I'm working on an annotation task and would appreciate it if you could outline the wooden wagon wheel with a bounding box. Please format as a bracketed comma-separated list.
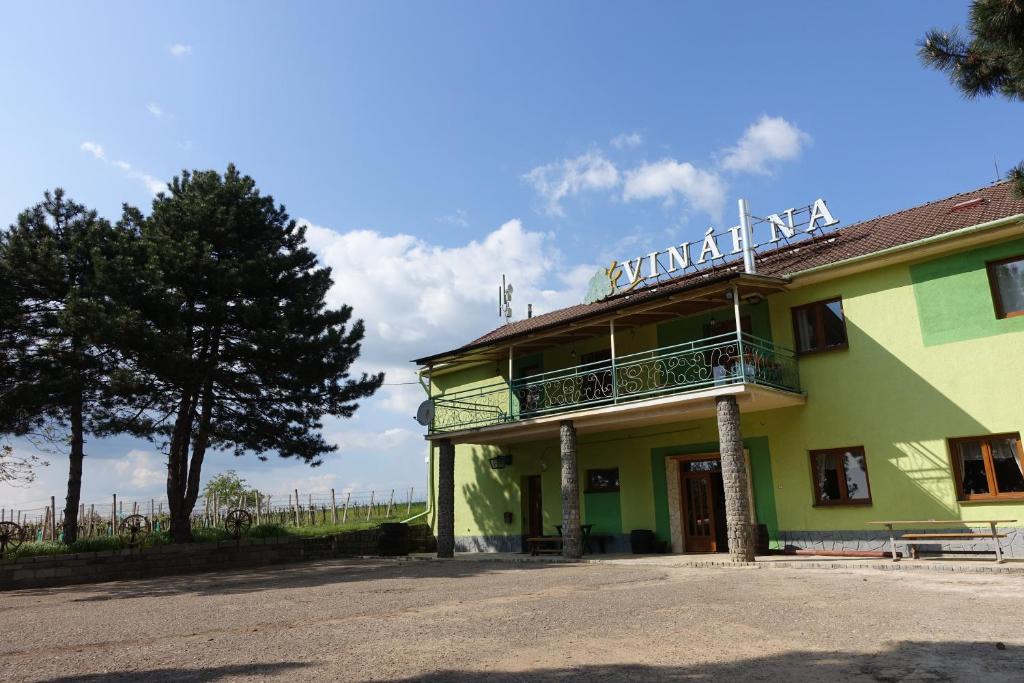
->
[118, 514, 151, 547]
[0, 522, 26, 555]
[224, 509, 252, 539]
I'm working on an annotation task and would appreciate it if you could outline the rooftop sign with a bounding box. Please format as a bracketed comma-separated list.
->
[584, 197, 839, 303]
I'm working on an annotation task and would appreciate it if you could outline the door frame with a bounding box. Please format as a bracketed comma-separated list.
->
[665, 451, 756, 554]
[522, 474, 544, 547]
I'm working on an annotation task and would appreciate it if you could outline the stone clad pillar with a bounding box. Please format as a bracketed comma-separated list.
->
[716, 395, 755, 562]
[560, 420, 582, 559]
[437, 439, 455, 558]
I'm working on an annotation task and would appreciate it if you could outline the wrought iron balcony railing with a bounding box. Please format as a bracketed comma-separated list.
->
[429, 332, 800, 434]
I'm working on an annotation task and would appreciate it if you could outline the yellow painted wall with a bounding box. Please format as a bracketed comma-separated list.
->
[428, 238, 1024, 540]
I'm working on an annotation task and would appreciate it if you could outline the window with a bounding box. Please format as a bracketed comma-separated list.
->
[791, 298, 848, 355]
[586, 468, 620, 493]
[987, 255, 1024, 319]
[809, 446, 871, 506]
[949, 434, 1024, 501]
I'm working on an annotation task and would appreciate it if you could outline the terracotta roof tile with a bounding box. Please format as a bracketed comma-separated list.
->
[416, 181, 1024, 363]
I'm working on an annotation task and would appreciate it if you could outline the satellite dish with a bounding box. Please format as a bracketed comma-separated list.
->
[415, 400, 435, 427]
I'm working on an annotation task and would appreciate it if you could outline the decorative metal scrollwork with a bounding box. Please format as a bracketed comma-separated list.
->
[118, 514, 151, 547]
[0, 521, 26, 555]
[224, 509, 252, 539]
[429, 333, 800, 434]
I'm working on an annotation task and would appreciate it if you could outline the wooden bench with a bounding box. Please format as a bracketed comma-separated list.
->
[526, 536, 562, 555]
[869, 520, 1016, 564]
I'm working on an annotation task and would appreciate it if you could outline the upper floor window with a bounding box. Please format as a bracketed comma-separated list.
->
[791, 297, 848, 355]
[810, 446, 871, 506]
[949, 433, 1024, 501]
[586, 467, 620, 493]
[987, 255, 1024, 319]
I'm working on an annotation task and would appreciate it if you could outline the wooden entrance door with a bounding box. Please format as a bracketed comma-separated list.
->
[681, 471, 716, 552]
[524, 475, 543, 539]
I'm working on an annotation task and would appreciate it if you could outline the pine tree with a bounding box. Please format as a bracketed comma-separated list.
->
[0, 190, 120, 543]
[114, 165, 383, 542]
[920, 0, 1024, 194]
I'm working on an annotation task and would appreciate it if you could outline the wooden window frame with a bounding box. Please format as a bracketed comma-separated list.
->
[585, 467, 620, 493]
[986, 255, 1024, 320]
[790, 297, 849, 356]
[948, 433, 1024, 502]
[809, 446, 872, 507]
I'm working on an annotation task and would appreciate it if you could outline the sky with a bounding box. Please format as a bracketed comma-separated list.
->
[2, 1, 1022, 514]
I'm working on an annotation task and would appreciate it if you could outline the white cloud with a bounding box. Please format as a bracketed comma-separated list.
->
[622, 159, 727, 218]
[79, 141, 168, 196]
[169, 43, 192, 57]
[80, 141, 105, 160]
[436, 209, 469, 227]
[146, 103, 164, 117]
[300, 217, 590, 414]
[112, 449, 165, 490]
[720, 115, 810, 175]
[610, 132, 643, 149]
[523, 152, 620, 216]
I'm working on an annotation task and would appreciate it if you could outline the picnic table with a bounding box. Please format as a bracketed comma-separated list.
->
[869, 519, 1016, 564]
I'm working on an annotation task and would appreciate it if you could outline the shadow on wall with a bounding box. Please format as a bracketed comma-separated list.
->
[458, 445, 525, 551]
[385, 640, 1023, 682]
[818, 316, 992, 519]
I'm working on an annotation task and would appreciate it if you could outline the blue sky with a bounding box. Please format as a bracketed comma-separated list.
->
[2, 2, 1021, 512]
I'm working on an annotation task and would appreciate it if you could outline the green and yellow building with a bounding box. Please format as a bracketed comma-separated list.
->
[413, 181, 1024, 559]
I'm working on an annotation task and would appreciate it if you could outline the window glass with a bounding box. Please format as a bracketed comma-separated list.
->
[794, 307, 817, 353]
[991, 257, 1024, 317]
[682, 459, 721, 472]
[842, 450, 870, 500]
[990, 437, 1024, 494]
[956, 441, 990, 495]
[813, 453, 842, 502]
[823, 301, 847, 348]
[587, 468, 619, 492]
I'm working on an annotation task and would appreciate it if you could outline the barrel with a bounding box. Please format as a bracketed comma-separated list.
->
[630, 529, 656, 554]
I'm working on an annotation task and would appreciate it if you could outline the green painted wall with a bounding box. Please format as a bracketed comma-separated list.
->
[583, 492, 622, 534]
[657, 300, 773, 347]
[911, 237, 1024, 346]
[431, 235, 1024, 548]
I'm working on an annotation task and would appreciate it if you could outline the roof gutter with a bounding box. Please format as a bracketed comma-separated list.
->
[791, 213, 1024, 280]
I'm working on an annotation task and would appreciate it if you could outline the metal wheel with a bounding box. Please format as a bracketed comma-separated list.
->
[0, 522, 26, 555]
[224, 509, 252, 539]
[119, 514, 151, 546]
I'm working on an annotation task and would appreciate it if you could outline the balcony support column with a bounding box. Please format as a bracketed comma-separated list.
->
[559, 420, 582, 559]
[437, 438, 455, 558]
[732, 284, 746, 382]
[716, 395, 755, 562]
[609, 319, 618, 403]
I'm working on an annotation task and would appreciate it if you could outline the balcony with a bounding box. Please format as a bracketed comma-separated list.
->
[429, 332, 801, 438]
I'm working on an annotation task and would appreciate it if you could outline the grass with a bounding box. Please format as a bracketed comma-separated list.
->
[3, 503, 429, 560]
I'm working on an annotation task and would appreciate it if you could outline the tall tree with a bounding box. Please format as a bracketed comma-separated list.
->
[920, 0, 1024, 194]
[0, 190, 119, 543]
[115, 165, 383, 542]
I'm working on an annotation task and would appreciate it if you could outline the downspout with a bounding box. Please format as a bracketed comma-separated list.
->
[404, 365, 435, 525]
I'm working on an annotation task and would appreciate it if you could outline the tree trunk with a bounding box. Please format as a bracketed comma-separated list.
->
[436, 439, 455, 558]
[62, 389, 85, 545]
[716, 395, 754, 562]
[560, 420, 582, 559]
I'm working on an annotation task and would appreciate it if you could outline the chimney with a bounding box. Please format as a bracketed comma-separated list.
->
[527, 304, 533, 318]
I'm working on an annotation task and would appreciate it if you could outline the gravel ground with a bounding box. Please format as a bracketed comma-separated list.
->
[1, 557, 1022, 682]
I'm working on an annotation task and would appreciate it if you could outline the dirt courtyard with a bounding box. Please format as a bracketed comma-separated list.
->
[1, 558, 1022, 682]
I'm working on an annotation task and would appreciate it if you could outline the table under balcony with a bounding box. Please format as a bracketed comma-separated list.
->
[428, 331, 804, 444]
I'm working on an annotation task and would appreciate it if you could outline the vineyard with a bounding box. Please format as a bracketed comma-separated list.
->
[0, 487, 427, 558]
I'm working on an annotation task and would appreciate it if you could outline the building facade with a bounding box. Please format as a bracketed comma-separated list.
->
[413, 182, 1024, 559]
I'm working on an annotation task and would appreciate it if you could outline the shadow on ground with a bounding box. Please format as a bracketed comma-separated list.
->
[45, 662, 310, 682]
[384, 641, 1023, 682]
[9, 557, 564, 602]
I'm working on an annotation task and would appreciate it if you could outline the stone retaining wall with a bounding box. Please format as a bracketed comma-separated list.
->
[0, 523, 436, 591]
